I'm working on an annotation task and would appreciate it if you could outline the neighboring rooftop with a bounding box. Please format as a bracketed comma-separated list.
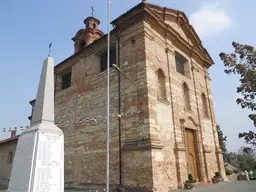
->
[0, 135, 19, 145]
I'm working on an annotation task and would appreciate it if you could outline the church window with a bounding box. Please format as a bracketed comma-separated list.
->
[79, 40, 86, 50]
[202, 93, 209, 117]
[183, 83, 191, 111]
[175, 51, 190, 78]
[62, 72, 71, 90]
[157, 69, 167, 101]
[100, 49, 116, 72]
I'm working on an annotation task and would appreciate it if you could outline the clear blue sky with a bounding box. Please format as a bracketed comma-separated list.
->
[0, 0, 254, 152]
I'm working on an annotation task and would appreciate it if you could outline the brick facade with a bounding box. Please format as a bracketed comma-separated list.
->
[29, 2, 226, 191]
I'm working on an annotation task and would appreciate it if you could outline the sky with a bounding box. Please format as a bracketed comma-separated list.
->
[0, 0, 255, 152]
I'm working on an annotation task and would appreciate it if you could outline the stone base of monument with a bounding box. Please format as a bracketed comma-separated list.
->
[8, 123, 64, 192]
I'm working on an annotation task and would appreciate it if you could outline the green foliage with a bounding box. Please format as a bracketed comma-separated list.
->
[217, 124, 228, 161]
[215, 172, 221, 178]
[185, 174, 196, 183]
[219, 42, 256, 149]
[236, 147, 256, 171]
[188, 174, 193, 182]
[238, 132, 256, 150]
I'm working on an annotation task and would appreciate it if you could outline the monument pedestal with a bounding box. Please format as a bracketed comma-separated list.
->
[8, 125, 63, 192]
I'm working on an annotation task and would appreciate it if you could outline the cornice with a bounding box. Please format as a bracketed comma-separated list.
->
[120, 5, 213, 67]
[123, 139, 164, 151]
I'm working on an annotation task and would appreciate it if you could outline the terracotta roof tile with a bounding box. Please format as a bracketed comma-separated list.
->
[0, 135, 20, 145]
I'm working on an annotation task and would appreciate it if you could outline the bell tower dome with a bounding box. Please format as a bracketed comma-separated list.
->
[72, 16, 104, 53]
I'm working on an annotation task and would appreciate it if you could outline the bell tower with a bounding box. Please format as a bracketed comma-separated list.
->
[72, 16, 104, 53]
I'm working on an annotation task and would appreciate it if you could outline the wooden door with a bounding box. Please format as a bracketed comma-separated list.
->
[185, 129, 199, 180]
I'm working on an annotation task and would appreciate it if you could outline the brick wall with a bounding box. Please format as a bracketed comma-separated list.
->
[27, 3, 226, 191]
[54, 20, 153, 190]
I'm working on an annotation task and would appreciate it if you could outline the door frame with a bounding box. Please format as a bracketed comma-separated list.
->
[184, 128, 201, 181]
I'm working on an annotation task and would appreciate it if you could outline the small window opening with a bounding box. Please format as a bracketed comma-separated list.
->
[62, 72, 71, 90]
[100, 49, 116, 72]
[175, 52, 190, 78]
[80, 40, 85, 50]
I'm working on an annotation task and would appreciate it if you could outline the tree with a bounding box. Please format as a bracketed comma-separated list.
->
[219, 42, 256, 149]
[236, 146, 256, 171]
[217, 124, 228, 161]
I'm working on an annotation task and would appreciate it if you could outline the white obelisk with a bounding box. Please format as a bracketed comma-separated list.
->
[8, 57, 64, 192]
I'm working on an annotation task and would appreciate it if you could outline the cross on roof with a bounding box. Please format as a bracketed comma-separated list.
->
[90, 6, 95, 16]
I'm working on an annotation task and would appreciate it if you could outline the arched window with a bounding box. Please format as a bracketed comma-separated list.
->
[183, 83, 191, 111]
[79, 40, 85, 50]
[202, 93, 209, 117]
[93, 23, 97, 29]
[157, 69, 167, 101]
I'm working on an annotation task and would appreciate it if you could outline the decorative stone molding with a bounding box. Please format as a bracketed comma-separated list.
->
[215, 148, 223, 154]
[188, 116, 200, 127]
[180, 118, 185, 125]
[165, 47, 174, 54]
[174, 142, 187, 151]
[191, 65, 199, 72]
[157, 98, 170, 105]
[123, 139, 164, 151]
[204, 75, 211, 81]
[203, 145, 212, 153]
[180, 116, 200, 131]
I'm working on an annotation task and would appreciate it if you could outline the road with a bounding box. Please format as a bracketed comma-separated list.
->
[172, 181, 256, 192]
[1, 181, 255, 192]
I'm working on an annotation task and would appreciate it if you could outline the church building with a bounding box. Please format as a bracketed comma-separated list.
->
[28, 1, 226, 191]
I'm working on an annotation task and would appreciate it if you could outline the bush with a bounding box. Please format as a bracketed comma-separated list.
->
[185, 180, 190, 183]
[215, 172, 221, 178]
[188, 174, 193, 182]
[186, 174, 196, 183]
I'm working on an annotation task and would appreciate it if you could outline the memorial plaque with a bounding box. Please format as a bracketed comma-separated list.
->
[33, 132, 64, 192]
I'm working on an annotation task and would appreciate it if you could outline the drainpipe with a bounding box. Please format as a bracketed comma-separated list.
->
[54, 72, 57, 101]
[112, 25, 123, 190]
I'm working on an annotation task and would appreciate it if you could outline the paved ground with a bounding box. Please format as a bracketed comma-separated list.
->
[172, 181, 256, 192]
[1, 181, 255, 191]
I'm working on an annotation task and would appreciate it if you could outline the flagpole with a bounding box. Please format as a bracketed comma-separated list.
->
[106, 0, 111, 192]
